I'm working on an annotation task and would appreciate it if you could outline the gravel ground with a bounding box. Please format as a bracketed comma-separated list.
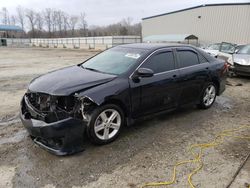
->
[0, 47, 249, 188]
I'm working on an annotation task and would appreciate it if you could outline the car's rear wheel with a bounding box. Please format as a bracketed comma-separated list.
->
[87, 104, 124, 145]
[198, 83, 217, 109]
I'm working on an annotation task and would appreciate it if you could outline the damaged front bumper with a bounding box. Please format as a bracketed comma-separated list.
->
[233, 63, 250, 76]
[20, 96, 87, 155]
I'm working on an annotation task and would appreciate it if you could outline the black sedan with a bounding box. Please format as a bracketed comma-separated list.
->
[20, 43, 227, 155]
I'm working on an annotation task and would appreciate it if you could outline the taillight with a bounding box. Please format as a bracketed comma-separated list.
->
[221, 62, 229, 75]
[225, 62, 230, 70]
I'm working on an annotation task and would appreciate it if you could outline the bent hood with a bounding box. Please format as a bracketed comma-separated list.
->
[233, 54, 250, 66]
[203, 49, 219, 57]
[28, 65, 116, 96]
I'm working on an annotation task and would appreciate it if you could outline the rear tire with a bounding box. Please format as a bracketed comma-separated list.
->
[87, 104, 124, 145]
[197, 83, 217, 109]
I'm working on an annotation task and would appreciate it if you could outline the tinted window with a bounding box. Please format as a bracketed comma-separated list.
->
[199, 54, 208, 64]
[141, 51, 175, 73]
[177, 50, 199, 68]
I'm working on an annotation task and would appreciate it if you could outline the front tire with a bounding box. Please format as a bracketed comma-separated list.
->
[198, 83, 217, 109]
[87, 104, 124, 145]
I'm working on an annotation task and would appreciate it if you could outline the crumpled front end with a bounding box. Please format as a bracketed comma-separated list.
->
[20, 92, 90, 155]
[229, 55, 250, 76]
[234, 63, 250, 76]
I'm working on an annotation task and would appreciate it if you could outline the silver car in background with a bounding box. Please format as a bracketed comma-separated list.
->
[228, 44, 250, 76]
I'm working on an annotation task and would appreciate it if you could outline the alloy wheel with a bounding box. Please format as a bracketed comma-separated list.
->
[94, 109, 121, 140]
[203, 85, 216, 107]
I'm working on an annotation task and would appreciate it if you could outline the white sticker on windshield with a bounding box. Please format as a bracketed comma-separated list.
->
[125, 53, 141, 59]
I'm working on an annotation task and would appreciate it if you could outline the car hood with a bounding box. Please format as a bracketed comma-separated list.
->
[203, 49, 219, 56]
[28, 65, 117, 96]
[233, 54, 250, 66]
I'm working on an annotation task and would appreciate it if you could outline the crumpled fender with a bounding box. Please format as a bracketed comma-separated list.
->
[76, 78, 130, 106]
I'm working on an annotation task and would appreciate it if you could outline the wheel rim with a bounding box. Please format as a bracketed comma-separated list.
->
[94, 109, 121, 140]
[203, 85, 216, 106]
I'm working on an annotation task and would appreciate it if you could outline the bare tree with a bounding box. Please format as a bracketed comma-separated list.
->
[1, 7, 10, 25]
[62, 13, 69, 37]
[79, 12, 87, 37]
[44, 8, 52, 37]
[10, 15, 16, 25]
[16, 6, 25, 31]
[56, 10, 64, 37]
[26, 9, 37, 37]
[87, 18, 141, 37]
[69, 15, 78, 36]
[3, 6, 141, 38]
[51, 10, 58, 35]
[35, 12, 43, 37]
[121, 17, 133, 26]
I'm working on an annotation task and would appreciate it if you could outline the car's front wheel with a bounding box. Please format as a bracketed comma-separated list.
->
[198, 83, 217, 109]
[87, 104, 124, 145]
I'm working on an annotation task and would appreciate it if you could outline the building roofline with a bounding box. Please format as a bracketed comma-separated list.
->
[142, 3, 250, 20]
[0, 25, 23, 32]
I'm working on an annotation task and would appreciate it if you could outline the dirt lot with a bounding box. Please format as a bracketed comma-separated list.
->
[0, 47, 250, 188]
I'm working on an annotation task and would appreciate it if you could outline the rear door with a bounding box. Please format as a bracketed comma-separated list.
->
[175, 47, 210, 104]
[129, 49, 181, 117]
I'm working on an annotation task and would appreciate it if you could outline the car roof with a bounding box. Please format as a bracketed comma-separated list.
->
[117, 43, 217, 63]
[118, 43, 194, 51]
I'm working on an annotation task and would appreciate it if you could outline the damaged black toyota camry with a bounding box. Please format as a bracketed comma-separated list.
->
[20, 43, 227, 155]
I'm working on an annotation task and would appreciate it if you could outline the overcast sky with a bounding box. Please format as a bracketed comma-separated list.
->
[1, 0, 249, 26]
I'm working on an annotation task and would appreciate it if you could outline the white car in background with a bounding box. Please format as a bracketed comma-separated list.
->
[203, 42, 245, 62]
[218, 43, 245, 62]
[203, 43, 221, 57]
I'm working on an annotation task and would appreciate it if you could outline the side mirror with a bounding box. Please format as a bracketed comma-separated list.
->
[136, 68, 154, 78]
[235, 48, 240, 54]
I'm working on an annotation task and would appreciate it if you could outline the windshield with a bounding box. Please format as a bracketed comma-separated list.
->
[82, 47, 148, 75]
[235, 45, 245, 53]
[237, 45, 250, 55]
[220, 43, 236, 54]
[207, 44, 220, 50]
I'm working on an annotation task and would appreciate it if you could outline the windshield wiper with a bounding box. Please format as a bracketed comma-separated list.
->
[82, 66, 101, 73]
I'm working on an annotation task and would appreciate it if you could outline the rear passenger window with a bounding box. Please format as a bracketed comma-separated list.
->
[177, 50, 199, 68]
[142, 51, 175, 74]
[199, 55, 208, 64]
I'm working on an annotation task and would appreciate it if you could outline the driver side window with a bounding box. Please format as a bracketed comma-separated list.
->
[141, 51, 175, 74]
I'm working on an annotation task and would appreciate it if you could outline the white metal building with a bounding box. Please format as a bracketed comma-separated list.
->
[142, 3, 250, 45]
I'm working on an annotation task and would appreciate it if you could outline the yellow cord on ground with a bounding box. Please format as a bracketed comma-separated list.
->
[141, 125, 250, 188]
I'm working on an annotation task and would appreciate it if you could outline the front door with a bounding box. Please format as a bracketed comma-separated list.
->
[129, 49, 181, 118]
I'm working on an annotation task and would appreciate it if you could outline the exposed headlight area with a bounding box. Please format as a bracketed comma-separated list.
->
[227, 57, 233, 65]
[56, 96, 76, 112]
[22, 92, 83, 124]
[26, 92, 51, 112]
